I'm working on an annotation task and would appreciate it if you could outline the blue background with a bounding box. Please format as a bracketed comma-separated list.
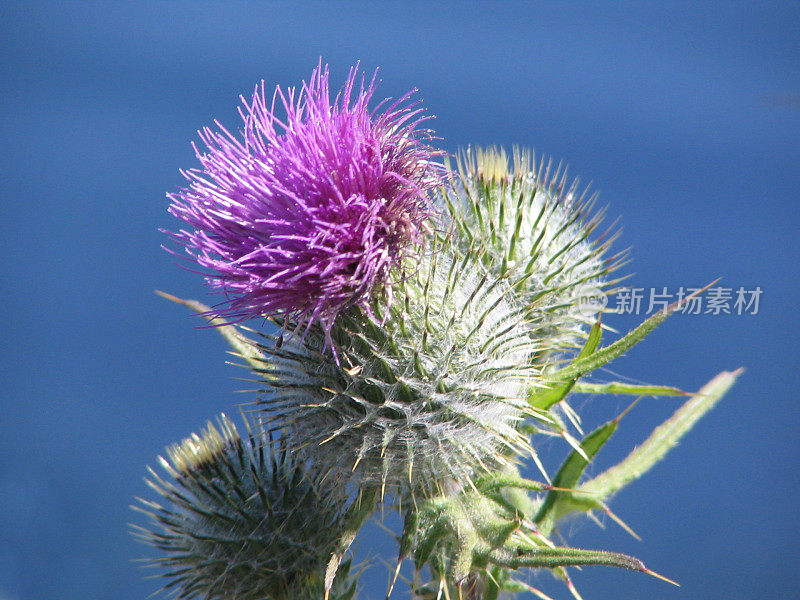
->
[2, 2, 798, 599]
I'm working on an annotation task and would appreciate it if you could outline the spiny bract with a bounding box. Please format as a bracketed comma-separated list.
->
[133, 414, 350, 600]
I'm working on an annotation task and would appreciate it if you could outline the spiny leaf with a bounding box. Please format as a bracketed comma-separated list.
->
[473, 473, 550, 494]
[325, 486, 380, 597]
[545, 280, 719, 385]
[576, 317, 603, 360]
[579, 369, 741, 501]
[529, 379, 576, 411]
[489, 543, 679, 587]
[572, 381, 687, 396]
[399, 510, 419, 560]
[489, 545, 644, 572]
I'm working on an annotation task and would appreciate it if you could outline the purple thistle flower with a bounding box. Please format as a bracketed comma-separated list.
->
[166, 63, 441, 343]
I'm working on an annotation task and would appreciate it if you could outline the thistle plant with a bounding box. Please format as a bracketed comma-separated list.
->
[136, 63, 739, 600]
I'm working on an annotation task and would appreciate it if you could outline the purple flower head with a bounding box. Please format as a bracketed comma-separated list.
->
[167, 63, 441, 343]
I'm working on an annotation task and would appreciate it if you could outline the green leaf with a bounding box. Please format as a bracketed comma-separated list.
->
[399, 509, 419, 560]
[529, 318, 601, 410]
[488, 544, 679, 587]
[579, 369, 741, 501]
[473, 473, 550, 494]
[489, 545, 644, 572]
[482, 575, 500, 600]
[529, 379, 576, 411]
[325, 486, 380, 595]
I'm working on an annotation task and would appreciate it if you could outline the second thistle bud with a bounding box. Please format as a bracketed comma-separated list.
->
[133, 414, 351, 600]
[446, 147, 621, 359]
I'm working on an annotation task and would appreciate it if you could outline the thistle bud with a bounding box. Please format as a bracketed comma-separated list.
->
[133, 414, 350, 600]
[256, 240, 540, 497]
[446, 147, 622, 358]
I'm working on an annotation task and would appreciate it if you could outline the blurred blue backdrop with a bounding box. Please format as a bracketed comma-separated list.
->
[2, 2, 798, 599]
